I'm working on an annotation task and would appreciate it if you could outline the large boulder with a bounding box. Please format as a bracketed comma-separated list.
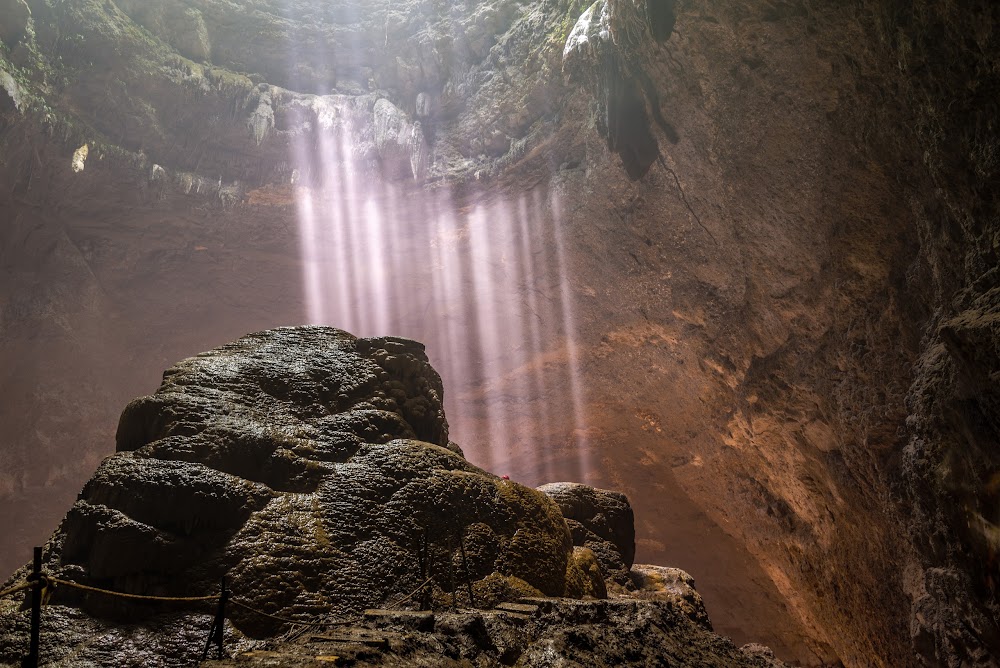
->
[0, 327, 789, 666]
[538, 481, 635, 586]
[48, 328, 575, 627]
[631, 564, 711, 630]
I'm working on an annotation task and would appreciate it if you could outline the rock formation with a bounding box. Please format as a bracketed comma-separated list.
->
[538, 481, 636, 586]
[0, 327, 783, 666]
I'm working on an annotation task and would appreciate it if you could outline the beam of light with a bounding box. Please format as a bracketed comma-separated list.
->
[491, 196, 534, 479]
[466, 203, 504, 471]
[295, 188, 325, 325]
[429, 191, 465, 421]
[515, 193, 552, 482]
[548, 188, 592, 484]
[290, 102, 325, 325]
[360, 197, 387, 335]
[325, 131, 354, 334]
[282, 3, 593, 486]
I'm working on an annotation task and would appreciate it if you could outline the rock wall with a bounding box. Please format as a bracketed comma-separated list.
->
[847, 1, 1000, 663]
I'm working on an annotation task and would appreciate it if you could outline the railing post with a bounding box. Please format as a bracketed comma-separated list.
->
[201, 577, 227, 661]
[420, 528, 431, 611]
[22, 546, 42, 668]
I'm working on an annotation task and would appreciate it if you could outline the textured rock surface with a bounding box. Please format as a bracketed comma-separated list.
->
[630, 563, 711, 629]
[0, 598, 789, 667]
[53, 328, 580, 622]
[538, 481, 635, 586]
[2, 0, 999, 665]
[0, 327, 785, 666]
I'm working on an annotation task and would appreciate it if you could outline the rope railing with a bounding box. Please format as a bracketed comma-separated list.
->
[11, 530, 479, 666]
[49, 578, 219, 602]
[8, 558, 436, 666]
[385, 576, 435, 609]
[0, 581, 33, 599]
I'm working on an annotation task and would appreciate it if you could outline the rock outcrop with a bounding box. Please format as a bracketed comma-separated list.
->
[47, 328, 579, 621]
[538, 481, 635, 586]
[0, 327, 784, 665]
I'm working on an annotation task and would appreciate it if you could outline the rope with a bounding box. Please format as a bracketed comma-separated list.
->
[229, 599, 351, 628]
[385, 576, 434, 609]
[30, 575, 437, 627]
[0, 582, 32, 599]
[50, 578, 219, 602]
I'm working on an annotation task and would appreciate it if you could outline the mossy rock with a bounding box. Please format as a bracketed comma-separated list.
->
[564, 546, 608, 599]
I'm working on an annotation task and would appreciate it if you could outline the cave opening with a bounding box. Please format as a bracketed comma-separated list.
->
[1, 0, 999, 666]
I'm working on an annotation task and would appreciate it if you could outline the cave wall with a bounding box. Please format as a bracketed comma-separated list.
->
[849, 0, 1000, 663]
[1, 0, 998, 665]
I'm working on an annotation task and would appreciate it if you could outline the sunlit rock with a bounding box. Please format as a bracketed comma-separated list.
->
[631, 564, 710, 629]
[71, 144, 88, 173]
[373, 97, 429, 180]
[562, 0, 669, 179]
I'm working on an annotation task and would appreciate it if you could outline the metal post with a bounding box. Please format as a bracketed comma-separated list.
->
[23, 546, 42, 668]
[215, 576, 227, 658]
[201, 577, 227, 660]
[447, 536, 457, 611]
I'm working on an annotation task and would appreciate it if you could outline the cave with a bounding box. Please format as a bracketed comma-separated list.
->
[1, 0, 999, 665]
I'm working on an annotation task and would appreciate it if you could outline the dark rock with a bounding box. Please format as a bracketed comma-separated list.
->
[538, 482, 636, 585]
[200, 598, 786, 667]
[6, 328, 576, 640]
[364, 608, 435, 632]
[605, 70, 662, 180]
[647, 0, 678, 42]
[0, 0, 30, 47]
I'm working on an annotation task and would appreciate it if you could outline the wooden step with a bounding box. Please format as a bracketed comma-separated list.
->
[306, 630, 390, 649]
[495, 602, 539, 615]
[364, 608, 435, 631]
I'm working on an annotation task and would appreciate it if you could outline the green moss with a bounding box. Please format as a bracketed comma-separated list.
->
[549, 0, 596, 46]
[564, 546, 607, 598]
[493, 479, 573, 596]
[469, 572, 543, 609]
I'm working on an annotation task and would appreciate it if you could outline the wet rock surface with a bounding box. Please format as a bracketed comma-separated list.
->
[26, 328, 577, 620]
[0, 327, 783, 666]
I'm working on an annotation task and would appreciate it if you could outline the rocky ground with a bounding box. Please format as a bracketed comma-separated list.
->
[0, 327, 784, 666]
[1, 0, 999, 665]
